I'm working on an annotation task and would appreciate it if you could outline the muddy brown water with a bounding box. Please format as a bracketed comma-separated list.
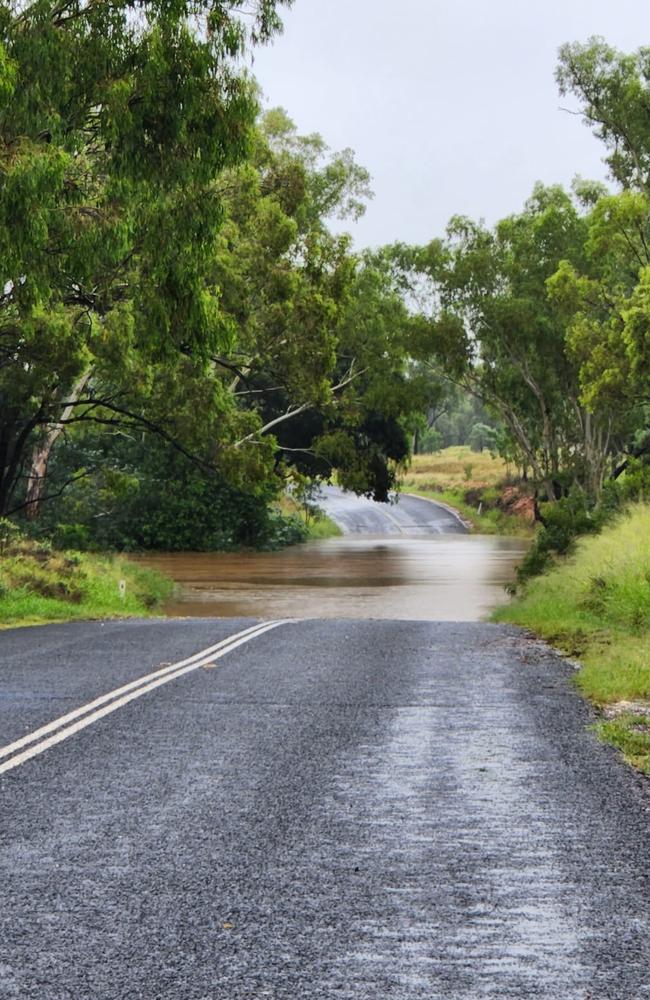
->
[137, 535, 528, 622]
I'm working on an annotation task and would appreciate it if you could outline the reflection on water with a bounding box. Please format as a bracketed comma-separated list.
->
[136, 535, 528, 622]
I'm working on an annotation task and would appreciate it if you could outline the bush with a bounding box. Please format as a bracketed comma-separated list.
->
[518, 459, 650, 583]
[468, 422, 498, 453]
[0, 517, 21, 556]
[518, 489, 603, 581]
[27, 448, 307, 553]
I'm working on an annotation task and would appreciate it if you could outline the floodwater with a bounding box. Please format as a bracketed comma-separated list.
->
[137, 535, 528, 622]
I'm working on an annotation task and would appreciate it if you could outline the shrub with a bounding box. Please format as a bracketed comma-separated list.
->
[518, 488, 605, 581]
[518, 459, 650, 583]
[0, 517, 21, 556]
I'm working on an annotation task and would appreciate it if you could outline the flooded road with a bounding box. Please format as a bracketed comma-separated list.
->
[138, 534, 528, 621]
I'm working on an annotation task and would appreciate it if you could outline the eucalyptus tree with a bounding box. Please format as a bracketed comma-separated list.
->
[191, 112, 427, 501]
[557, 37, 650, 193]
[552, 39, 650, 476]
[404, 184, 622, 498]
[0, 0, 292, 516]
[35, 109, 432, 544]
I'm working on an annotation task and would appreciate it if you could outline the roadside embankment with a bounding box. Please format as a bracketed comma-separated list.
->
[495, 504, 650, 773]
[0, 530, 172, 628]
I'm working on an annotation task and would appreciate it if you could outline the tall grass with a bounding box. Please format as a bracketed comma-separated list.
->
[404, 447, 509, 492]
[277, 494, 342, 540]
[495, 504, 650, 772]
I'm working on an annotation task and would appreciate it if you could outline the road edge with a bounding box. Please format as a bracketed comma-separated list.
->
[401, 492, 472, 532]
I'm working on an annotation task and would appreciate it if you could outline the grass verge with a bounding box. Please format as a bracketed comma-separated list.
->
[0, 536, 173, 628]
[303, 513, 343, 539]
[277, 494, 342, 540]
[494, 503, 650, 773]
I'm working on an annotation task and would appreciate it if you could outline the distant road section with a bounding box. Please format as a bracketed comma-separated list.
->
[316, 484, 467, 535]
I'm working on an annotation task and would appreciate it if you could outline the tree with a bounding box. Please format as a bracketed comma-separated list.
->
[29, 108, 435, 544]
[553, 40, 650, 477]
[547, 193, 650, 478]
[191, 114, 429, 501]
[402, 184, 620, 498]
[0, 0, 292, 516]
[557, 38, 650, 192]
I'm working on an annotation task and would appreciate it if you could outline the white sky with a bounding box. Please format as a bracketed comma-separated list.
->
[250, 0, 650, 248]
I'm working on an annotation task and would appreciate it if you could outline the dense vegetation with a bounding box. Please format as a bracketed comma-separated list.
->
[391, 39, 650, 574]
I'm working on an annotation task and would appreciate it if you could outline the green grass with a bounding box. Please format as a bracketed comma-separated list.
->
[304, 513, 342, 539]
[595, 715, 650, 775]
[277, 493, 342, 540]
[0, 538, 173, 628]
[495, 504, 650, 771]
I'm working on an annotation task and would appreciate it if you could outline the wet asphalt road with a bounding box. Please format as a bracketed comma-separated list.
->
[316, 485, 467, 535]
[2, 617, 650, 999]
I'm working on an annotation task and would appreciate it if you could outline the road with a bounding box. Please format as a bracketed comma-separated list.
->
[316, 485, 467, 534]
[2, 617, 650, 999]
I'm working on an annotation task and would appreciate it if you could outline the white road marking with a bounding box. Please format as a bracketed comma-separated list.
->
[0, 619, 272, 763]
[0, 620, 294, 776]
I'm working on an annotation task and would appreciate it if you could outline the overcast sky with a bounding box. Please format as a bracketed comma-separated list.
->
[250, 0, 650, 248]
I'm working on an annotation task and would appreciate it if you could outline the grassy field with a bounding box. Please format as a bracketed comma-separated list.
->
[0, 534, 172, 628]
[404, 447, 510, 491]
[401, 448, 532, 535]
[495, 504, 650, 773]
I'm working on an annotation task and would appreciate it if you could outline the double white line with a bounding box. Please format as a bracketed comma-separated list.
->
[0, 619, 294, 777]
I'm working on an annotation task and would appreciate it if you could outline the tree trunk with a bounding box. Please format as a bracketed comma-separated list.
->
[23, 372, 91, 520]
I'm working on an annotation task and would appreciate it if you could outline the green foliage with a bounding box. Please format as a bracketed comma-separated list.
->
[401, 184, 619, 496]
[497, 502, 650, 646]
[557, 38, 650, 191]
[0, 0, 291, 516]
[0, 55, 423, 544]
[518, 460, 650, 581]
[7, 95, 427, 541]
[418, 426, 443, 453]
[304, 514, 342, 540]
[0, 517, 20, 555]
[545, 42, 650, 495]
[32, 433, 306, 552]
[518, 490, 600, 579]
[11, 21, 650, 562]
[468, 423, 498, 453]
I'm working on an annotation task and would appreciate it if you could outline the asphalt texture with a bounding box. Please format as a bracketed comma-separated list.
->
[316, 485, 467, 535]
[2, 617, 650, 998]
